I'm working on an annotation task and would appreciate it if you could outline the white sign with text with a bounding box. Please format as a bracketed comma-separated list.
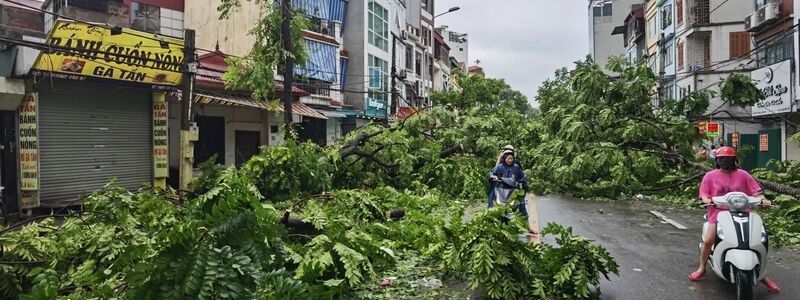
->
[751, 60, 793, 116]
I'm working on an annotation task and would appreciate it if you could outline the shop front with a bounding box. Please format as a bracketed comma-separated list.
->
[24, 20, 183, 209]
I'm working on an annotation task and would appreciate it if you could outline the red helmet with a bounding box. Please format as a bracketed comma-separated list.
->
[715, 146, 736, 157]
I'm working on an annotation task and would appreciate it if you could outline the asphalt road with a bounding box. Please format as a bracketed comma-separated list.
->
[533, 195, 800, 300]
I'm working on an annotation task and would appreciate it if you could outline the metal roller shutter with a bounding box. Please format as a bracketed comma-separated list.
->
[38, 80, 152, 207]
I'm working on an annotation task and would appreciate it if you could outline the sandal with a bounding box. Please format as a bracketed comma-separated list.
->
[762, 278, 780, 293]
[689, 271, 705, 281]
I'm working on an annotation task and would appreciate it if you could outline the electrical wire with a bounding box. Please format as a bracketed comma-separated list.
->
[2, 0, 190, 49]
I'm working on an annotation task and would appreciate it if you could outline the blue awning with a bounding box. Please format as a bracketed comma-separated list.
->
[329, 0, 346, 23]
[337, 108, 363, 117]
[295, 39, 337, 82]
[339, 57, 348, 90]
[297, 0, 329, 18]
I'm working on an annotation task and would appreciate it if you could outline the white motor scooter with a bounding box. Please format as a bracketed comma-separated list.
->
[699, 192, 769, 300]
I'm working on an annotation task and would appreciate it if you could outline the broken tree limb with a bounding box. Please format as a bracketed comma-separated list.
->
[682, 154, 800, 197]
[439, 143, 465, 158]
[413, 144, 466, 171]
[633, 173, 704, 193]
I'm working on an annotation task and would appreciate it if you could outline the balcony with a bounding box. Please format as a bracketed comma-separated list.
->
[307, 17, 333, 37]
[687, 0, 710, 26]
[296, 78, 332, 97]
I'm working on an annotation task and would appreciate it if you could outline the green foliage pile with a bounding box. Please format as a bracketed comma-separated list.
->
[0, 171, 618, 299]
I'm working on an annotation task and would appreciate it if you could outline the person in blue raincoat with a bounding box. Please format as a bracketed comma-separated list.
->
[487, 145, 528, 211]
[488, 150, 530, 219]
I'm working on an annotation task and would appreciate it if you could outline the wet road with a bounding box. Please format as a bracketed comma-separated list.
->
[534, 195, 800, 300]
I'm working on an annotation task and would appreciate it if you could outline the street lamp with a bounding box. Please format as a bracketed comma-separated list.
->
[433, 7, 460, 19]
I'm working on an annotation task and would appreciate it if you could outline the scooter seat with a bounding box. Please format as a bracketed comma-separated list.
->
[703, 213, 708, 220]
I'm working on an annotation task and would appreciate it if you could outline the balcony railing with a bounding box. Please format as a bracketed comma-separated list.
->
[689, 0, 710, 25]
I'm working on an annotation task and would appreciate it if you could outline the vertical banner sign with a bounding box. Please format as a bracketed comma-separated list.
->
[731, 132, 740, 148]
[760, 134, 769, 152]
[19, 92, 40, 209]
[153, 93, 168, 178]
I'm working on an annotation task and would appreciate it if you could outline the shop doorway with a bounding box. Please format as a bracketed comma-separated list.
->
[0, 111, 18, 218]
[235, 130, 260, 166]
[194, 116, 225, 166]
[299, 117, 327, 146]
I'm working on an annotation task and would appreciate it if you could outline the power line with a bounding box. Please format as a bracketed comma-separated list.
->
[671, 22, 800, 78]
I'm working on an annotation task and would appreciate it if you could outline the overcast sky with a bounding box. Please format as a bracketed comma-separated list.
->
[435, 0, 590, 106]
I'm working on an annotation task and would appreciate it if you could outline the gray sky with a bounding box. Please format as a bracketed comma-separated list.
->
[435, 0, 589, 106]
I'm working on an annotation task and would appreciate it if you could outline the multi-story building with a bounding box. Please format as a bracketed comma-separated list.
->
[588, 0, 642, 71]
[186, 0, 347, 152]
[612, 7, 646, 63]
[658, 0, 677, 99]
[19, 1, 188, 208]
[674, 0, 754, 92]
[742, 0, 798, 164]
[0, 0, 44, 219]
[672, 0, 755, 152]
[644, 0, 662, 106]
[343, 0, 393, 125]
[437, 26, 468, 69]
[398, 0, 435, 109]
[432, 30, 451, 91]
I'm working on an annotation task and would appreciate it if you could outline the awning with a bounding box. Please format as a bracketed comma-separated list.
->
[611, 26, 626, 35]
[295, 39, 338, 82]
[277, 101, 328, 119]
[329, 0, 347, 23]
[318, 109, 347, 118]
[172, 91, 328, 119]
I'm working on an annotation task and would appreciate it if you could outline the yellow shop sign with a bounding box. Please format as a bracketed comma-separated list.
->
[33, 20, 184, 87]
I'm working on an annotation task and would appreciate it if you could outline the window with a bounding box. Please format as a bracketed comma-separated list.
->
[648, 17, 657, 38]
[422, 27, 431, 47]
[447, 32, 461, 43]
[661, 5, 672, 29]
[368, 54, 389, 102]
[159, 8, 184, 38]
[405, 46, 413, 70]
[592, 2, 612, 17]
[664, 43, 674, 66]
[131, 2, 160, 34]
[677, 42, 684, 70]
[677, 0, 683, 26]
[729, 32, 751, 59]
[756, 34, 792, 67]
[368, 1, 389, 51]
[415, 51, 422, 76]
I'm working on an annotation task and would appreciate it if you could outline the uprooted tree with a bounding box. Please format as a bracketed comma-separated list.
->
[532, 57, 800, 244]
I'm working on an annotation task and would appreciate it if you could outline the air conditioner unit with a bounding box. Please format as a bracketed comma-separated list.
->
[401, 30, 408, 39]
[744, 13, 755, 31]
[398, 69, 408, 78]
[756, 3, 780, 24]
[763, 3, 780, 23]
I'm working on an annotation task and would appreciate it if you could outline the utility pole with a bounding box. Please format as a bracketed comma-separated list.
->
[180, 29, 196, 189]
[390, 34, 398, 118]
[282, 0, 294, 136]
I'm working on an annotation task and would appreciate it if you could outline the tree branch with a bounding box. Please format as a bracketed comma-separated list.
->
[632, 173, 704, 193]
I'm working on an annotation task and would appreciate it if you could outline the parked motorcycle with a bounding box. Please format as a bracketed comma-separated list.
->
[699, 192, 769, 300]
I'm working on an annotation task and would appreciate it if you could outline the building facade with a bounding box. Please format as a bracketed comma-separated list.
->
[17, 1, 187, 211]
[588, 0, 642, 70]
[438, 26, 468, 69]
